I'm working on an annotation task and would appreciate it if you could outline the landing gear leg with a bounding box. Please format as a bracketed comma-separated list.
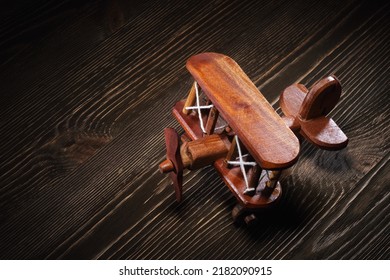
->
[232, 204, 258, 227]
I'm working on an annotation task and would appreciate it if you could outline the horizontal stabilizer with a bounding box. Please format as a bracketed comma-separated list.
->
[300, 116, 348, 150]
[279, 83, 307, 118]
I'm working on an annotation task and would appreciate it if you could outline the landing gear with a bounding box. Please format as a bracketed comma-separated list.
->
[231, 168, 283, 226]
[232, 204, 258, 227]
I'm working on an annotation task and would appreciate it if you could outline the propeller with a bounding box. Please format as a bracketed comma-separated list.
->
[159, 127, 184, 202]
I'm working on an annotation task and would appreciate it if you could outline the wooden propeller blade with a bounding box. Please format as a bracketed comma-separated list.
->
[164, 127, 184, 202]
[170, 171, 183, 202]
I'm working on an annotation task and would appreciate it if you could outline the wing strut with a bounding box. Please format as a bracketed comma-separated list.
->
[226, 135, 257, 194]
[184, 81, 213, 133]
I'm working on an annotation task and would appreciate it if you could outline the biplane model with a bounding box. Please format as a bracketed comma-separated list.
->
[159, 52, 348, 225]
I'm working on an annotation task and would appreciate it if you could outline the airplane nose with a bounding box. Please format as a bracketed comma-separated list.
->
[159, 159, 174, 173]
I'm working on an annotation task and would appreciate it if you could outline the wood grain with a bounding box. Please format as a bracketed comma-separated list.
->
[280, 76, 348, 150]
[187, 53, 300, 169]
[0, 0, 388, 259]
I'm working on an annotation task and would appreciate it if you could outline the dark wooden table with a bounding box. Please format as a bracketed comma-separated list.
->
[0, 0, 388, 259]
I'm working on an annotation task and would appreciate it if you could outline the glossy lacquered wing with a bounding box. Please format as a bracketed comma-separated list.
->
[187, 52, 299, 169]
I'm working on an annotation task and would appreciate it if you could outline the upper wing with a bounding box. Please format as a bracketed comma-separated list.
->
[186, 52, 300, 169]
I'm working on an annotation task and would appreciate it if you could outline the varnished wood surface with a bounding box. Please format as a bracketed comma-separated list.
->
[0, 0, 389, 259]
[173, 100, 283, 209]
[280, 76, 348, 150]
[187, 53, 300, 169]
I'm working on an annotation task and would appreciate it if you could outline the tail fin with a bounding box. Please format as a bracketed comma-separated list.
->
[279, 75, 348, 150]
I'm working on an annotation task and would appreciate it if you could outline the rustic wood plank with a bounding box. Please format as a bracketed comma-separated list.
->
[62, 1, 389, 259]
[0, 0, 388, 260]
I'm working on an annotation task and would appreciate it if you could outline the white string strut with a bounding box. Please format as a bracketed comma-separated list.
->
[265, 170, 271, 180]
[227, 135, 257, 194]
[227, 161, 257, 166]
[185, 81, 213, 133]
[185, 105, 214, 110]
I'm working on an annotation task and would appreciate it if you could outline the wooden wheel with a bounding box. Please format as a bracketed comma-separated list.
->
[232, 204, 258, 226]
[244, 213, 258, 227]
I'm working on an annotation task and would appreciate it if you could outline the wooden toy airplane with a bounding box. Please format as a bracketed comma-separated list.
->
[159, 52, 348, 225]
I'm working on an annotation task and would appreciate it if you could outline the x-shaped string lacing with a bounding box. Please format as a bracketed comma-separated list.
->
[185, 83, 260, 194]
[227, 135, 258, 194]
[185, 81, 213, 133]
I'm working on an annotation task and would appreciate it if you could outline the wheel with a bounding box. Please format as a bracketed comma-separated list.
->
[244, 213, 258, 227]
[232, 204, 246, 226]
[232, 204, 259, 226]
